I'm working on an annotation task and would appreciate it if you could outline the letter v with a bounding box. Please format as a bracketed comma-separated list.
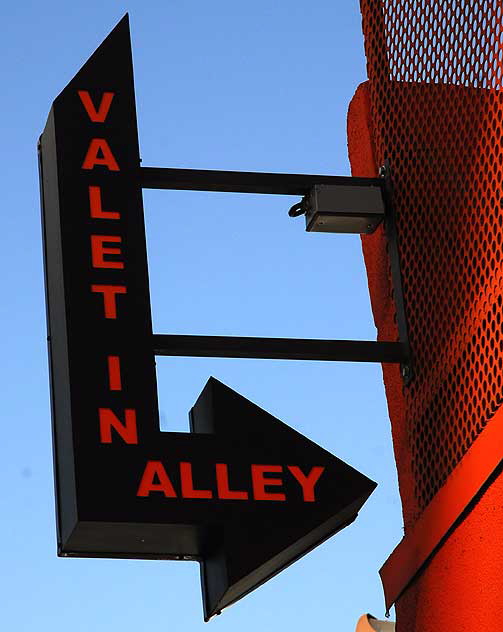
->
[78, 91, 114, 122]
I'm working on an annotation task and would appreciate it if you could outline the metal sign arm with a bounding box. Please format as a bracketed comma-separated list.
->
[140, 166, 382, 195]
[140, 165, 411, 371]
[153, 335, 408, 364]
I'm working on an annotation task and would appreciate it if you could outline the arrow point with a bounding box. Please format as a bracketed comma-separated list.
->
[191, 378, 377, 621]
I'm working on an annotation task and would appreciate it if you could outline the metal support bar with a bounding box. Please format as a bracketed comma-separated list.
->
[140, 166, 382, 196]
[153, 334, 408, 363]
[380, 162, 413, 383]
[140, 164, 412, 374]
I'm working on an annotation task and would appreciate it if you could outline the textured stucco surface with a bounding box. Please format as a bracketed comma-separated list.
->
[347, 81, 503, 632]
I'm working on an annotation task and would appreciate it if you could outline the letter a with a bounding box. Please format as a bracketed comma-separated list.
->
[82, 139, 120, 171]
[137, 461, 177, 498]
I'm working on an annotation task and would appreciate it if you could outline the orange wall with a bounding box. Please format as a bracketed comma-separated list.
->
[347, 81, 503, 631]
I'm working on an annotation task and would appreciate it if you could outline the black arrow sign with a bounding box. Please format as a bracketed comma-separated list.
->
[39, 15, 377, 621]
[67, 375, 376, 620]
[191, 378, 376, 620]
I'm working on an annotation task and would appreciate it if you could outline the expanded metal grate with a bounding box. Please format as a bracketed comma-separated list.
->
[359, 0, 503, 519]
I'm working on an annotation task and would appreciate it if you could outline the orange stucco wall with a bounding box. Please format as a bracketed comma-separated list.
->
[347, 81, 503, 631]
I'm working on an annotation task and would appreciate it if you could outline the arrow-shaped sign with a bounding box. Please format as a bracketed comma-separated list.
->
[39, 15, 377, 620]
[191, 378, 376, 619]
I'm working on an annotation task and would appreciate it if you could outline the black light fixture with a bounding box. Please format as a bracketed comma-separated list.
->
[304, 183, 385, 233]
[288, 183, 385, 234]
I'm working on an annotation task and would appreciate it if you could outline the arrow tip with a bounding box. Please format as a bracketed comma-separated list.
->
[192, 378, 377, 622]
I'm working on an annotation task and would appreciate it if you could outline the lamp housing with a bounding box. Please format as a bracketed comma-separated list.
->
[305, 184, 385, 234]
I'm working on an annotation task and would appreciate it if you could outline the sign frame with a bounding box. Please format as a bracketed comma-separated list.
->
[39, 14, 386, 620]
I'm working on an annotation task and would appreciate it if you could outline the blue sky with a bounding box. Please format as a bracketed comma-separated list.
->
[1, 1, 401, 630]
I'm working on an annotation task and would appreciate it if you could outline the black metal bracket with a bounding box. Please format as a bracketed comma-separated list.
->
[153, 334, 408, 364]
[141, 165, 413, 378]
[140, 166, 381, 195]
[379, 162, 413, 384]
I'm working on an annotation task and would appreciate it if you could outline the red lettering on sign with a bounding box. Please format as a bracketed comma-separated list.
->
[91, 235, 124, 269]
[137, 461, 177, 498]
[251, 465, 286, 501]
[216, 463, 248, 500]
[287, 466, 325, 502]
[107, 355, 122, 391]
[82, 139, 120, 171]
[180, 462, 213, 499]
[132, 461, 327, 503]
[89, 186, 120, 220]
[78, 91, 115, 123]
[91, 284, 127, 319]
[99, 407, 138, 444]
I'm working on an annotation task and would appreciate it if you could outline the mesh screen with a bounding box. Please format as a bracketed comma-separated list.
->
[359, 0, 503, 516]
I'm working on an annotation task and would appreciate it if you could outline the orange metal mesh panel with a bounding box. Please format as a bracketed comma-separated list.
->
[358, 0, 503, 521]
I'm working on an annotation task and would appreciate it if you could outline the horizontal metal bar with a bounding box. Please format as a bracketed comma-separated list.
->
[153, 334, 407, 363]
[140, 167, 383, 196]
